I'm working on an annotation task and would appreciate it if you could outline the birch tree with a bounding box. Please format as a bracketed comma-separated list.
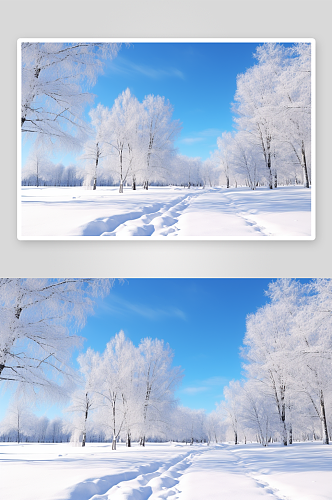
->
[137, 338, 183, 446]
[66, 348, 101, 447]
[141, 95, 182, 189]
[242, 280, 301, 445]
[0, 278, 113, 399]
[21, 42, 121, 150]
[94, 331, 136, 450]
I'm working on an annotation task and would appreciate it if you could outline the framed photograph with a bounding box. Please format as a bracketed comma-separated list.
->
[1, 277, 330, 500]
[18, 38, 315, 240]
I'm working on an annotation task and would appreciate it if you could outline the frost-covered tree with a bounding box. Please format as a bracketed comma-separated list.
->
[216, 132, 234, 188]
[0, 396, 35, 443]
[136, 337, 183, 446]
[21, 42, 121, 150]
[141, 95, 182, 189]
[102, 90, 143, 193]
[22, 146, 54, 187]
[290, 279, 332, 445]
[242, 280, 301, 446]
[0, 278, 113, 399]
[218, 380, 243, 444]
[220, 279, 332, 447]
[66, 348, 101, 447]
[214, 42, 312, 189]
[93, 331, 137, 450]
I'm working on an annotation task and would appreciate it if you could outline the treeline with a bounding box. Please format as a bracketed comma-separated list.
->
[21, 153, 214, 190]
[21, 42, 311, 192]
[215, 43, 311, 190]
[0, 331, 210, 447]
[0, 399, 209, 447]
[217, 279, 332, 446]
[0, 278, 208, 447]
[21, 87, 218, 191]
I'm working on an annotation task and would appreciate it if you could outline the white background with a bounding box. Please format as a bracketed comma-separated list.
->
[2, 0, 331, 277]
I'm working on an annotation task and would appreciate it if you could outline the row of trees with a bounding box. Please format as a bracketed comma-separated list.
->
[219, 279, 332, 446]
[84, 90, 182, 192]
[68, 331, 183, 449]
[214, 43, 311, 189]
[0, 332, 209, 447]
[21, 150, 216, 189]
[0, 278, 206, 447]
[0, 397, 210, 446]
[2, 278, 328, 449]
[22, 42, 311, 192]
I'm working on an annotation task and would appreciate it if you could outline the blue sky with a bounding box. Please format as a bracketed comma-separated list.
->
[22, 42, 264, 165]
[66, 278, 312, 414]
[94, 42, 261, 160]
[72, 278, 311, 414]
[0, 278, 312, 420]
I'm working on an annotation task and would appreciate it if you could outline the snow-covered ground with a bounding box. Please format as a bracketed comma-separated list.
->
[19, 185, 313, 239]
[0, 442, 331, 500]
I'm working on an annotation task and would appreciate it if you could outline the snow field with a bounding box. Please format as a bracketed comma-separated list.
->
[20, 185, 312, 239]
[1, 442, 331, 500]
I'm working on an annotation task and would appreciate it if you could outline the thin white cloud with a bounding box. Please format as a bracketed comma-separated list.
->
[180, 129, 224, 146]
[182, 386, 208, 394]
[180, 376, 229, 396]
[109, 57, 185, 80]
[199, 128, 224, 137]
[202, 376, 229, 386]
[101, 293, 186, 321]
[181, 137, 204, 144]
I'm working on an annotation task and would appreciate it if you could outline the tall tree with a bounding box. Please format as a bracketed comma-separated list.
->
[21, 42, 121, 149]
[141, 95, 182, 189]
[0, 278, 113, 399]
[137, 338, 183, 446]
[94, 331, 136, 450]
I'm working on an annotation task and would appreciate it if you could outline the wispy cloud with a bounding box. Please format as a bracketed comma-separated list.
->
[180, 376, 229, 396]
[181, 137, 204, 144]
[199, 128, 224, 138]
[101, 293, 186, 321]
[109, 56, 185, 80]
[180, 129, 224, 146]
[182, 386, 208, 394]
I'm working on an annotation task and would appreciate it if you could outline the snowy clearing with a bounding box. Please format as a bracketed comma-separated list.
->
[19, 185, 313, 240]
[1, 442, 331, 500]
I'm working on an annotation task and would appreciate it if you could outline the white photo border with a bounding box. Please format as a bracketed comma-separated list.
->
[17, 38, 316, 241]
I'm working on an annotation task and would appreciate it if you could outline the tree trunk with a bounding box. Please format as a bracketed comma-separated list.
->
[288, 424, 293, 445]
[36, 160, 39, 188]
[112, 437, 117, 450]
[132, 175, 136, 190]
[139, 435, 145, 447]
[82, 431, 86, 447]
[267, 157, 273, 189]
[301, 140, 310, 188]
[93, 144, 99, 190]
[119, 181, 123, 193]
[320, 390, 329, 444]
[17, 414, 20, 444]
[280, 396, 288, 446]
[126, 432, 131, 447]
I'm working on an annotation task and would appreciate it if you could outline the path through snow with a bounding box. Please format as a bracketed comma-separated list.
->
[89, 445, 290, 500]
[1, 442, 331, 500]
[20, 186, 312, 238]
